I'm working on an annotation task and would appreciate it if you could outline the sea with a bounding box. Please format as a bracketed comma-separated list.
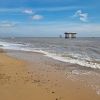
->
[0, 37, 100, 69]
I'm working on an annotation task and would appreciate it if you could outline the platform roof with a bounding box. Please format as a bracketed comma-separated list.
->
[64, 32, 77, 34]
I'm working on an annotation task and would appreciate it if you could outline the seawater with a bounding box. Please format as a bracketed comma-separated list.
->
[0, 37, 100, 69]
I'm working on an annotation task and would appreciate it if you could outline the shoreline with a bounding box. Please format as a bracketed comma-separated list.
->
[0, 39, 100, 70]
[0, 49, 100, 100]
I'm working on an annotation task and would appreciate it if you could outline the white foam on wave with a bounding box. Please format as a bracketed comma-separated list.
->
[0, 41, 23, 49]
[44, 52, 100, 69]
[0, 41, 100, 69]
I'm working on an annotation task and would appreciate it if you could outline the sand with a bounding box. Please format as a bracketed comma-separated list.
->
[0, 49, 100, 100]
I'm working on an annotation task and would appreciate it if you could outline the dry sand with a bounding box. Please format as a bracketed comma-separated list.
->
[0, 49, 100, 100]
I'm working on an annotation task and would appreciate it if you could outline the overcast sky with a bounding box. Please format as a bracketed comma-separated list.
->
[0, 0, 100, 37]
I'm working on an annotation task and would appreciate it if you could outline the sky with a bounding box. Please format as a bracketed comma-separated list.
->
[0, 0, 100, 37]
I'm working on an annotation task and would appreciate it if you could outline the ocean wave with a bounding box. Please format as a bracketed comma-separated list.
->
[0, 41, 100, 69]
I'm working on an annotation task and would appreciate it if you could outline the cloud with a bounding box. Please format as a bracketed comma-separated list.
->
[0, 8, 20, 12]
[22, 9, 44, 21]
[32, 15, 43, 20]
[0, 6, 84, 13]
[23, 9, 34, 14]
[73, 10, 88, 22]
[0, 22, 100, 37]
[0, 21, 17, 28]
[32, 6, 78, 12]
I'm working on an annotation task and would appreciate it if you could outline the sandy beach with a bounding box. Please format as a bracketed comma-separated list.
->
[0, 49, 100, 100]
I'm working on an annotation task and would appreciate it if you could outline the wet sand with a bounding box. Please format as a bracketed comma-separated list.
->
[0, 49, 100, 100]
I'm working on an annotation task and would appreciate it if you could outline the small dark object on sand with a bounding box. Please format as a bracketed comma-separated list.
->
[52, 91, 55, 94]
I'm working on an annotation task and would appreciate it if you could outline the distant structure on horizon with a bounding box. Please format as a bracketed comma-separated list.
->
[64, 32, 77, 39]
[59, 35, 62, 38]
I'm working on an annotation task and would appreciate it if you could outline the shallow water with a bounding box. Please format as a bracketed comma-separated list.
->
[0, 37, 100, 69]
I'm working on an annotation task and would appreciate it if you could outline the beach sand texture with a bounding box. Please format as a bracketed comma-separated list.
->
[0, 49, 100, 100]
